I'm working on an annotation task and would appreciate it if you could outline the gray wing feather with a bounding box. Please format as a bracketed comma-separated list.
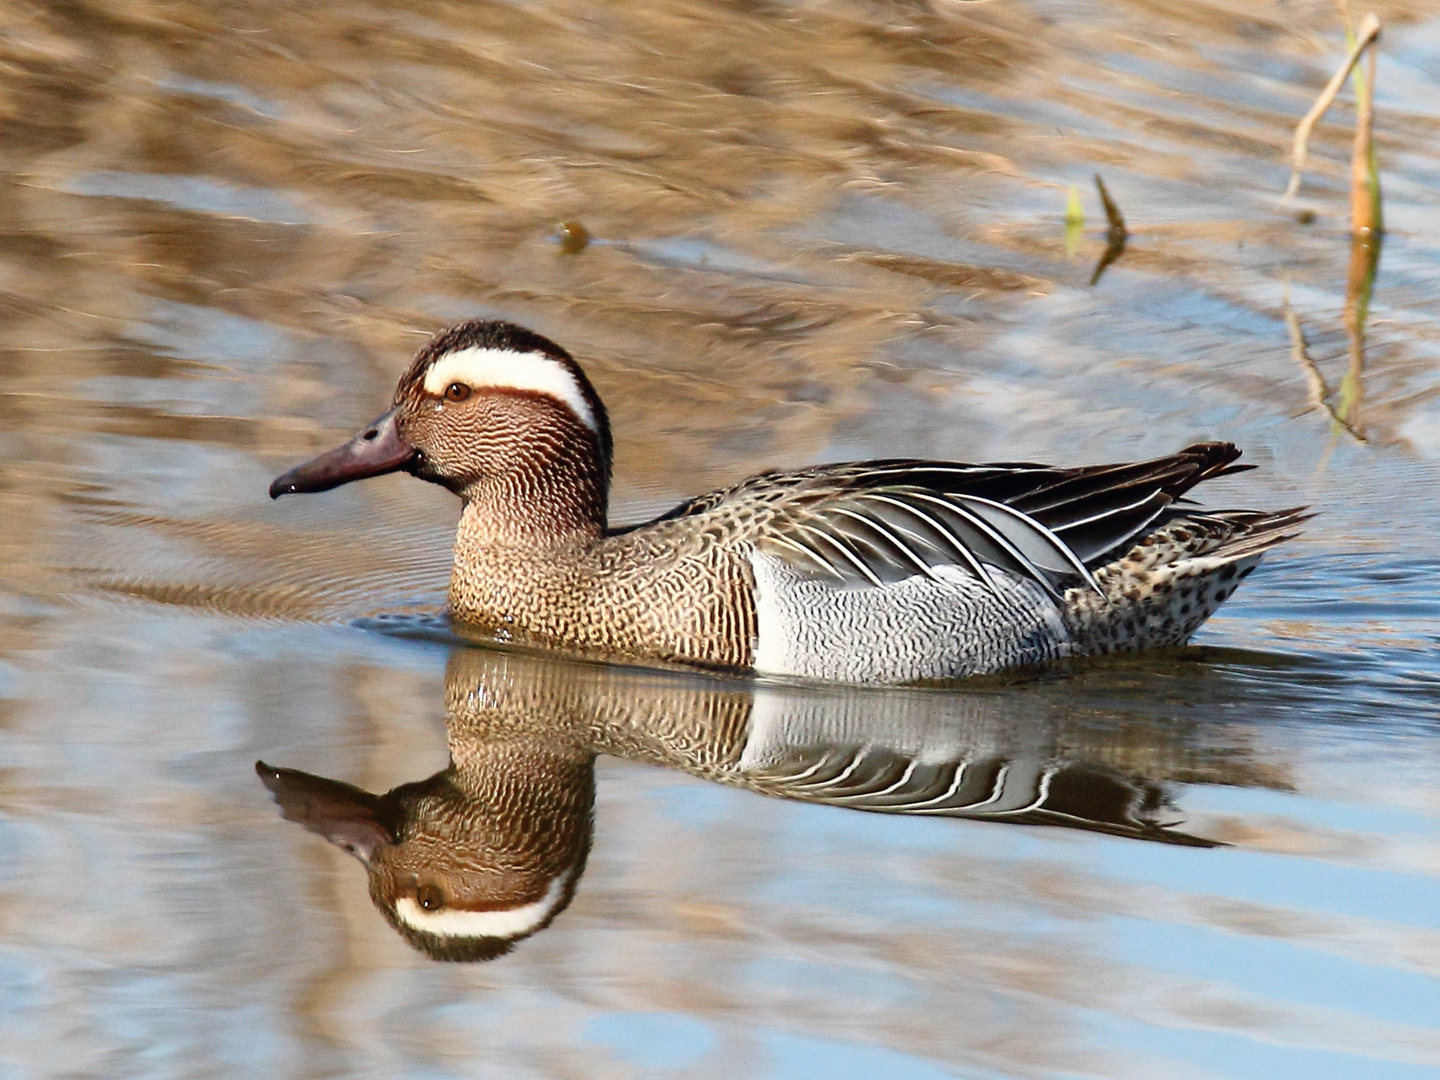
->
[1047, 489, 1172, 563]
[949, 494, 1102, 589]
[763, 532, 845, 579]
[826, 508, 940, 579]
[755, 485, 1098, 600]
[880, 490, 1083, 599]
[790, 522, 887, 588]
[847, 494, 1003, 595]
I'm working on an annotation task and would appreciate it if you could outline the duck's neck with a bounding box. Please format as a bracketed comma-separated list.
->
[456, 452, 608, 550]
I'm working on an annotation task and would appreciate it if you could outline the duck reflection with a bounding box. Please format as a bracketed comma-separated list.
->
[259, 645, 1229, 962]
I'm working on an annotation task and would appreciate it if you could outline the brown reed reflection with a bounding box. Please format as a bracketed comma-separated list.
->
[1088, 174, 1129, 286]
[1338, 231, 1382, 437]
[254, 643, 1280, 962]
[1285, 229, 1382, 444]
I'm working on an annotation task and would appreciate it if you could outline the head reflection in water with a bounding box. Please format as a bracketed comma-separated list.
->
[259, 644, 1226, 962]
[257, 726, 593, 962]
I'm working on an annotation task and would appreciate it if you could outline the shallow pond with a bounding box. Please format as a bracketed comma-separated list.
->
[1, 1, 1439, 1077]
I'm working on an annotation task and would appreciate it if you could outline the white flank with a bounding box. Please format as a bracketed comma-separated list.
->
[750, 550, 791, 677]
[393, 872, 570, 940]
[422, 346, 599, 435]
[748, 549, 1070, 683]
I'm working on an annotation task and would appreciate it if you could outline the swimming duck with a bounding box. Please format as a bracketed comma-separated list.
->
[271, 320, 1304, 683]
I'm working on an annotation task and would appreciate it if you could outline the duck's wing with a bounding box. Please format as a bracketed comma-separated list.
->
[668, 442, 1251, 599]
[753, 478, 1101, 599]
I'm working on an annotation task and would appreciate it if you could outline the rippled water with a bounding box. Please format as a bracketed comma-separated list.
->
[3, 1, 1439, 1076]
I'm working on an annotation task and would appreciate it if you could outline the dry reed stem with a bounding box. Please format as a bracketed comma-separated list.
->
[1283, 12, 1381, 205]
[1348, 43, 1380, 236]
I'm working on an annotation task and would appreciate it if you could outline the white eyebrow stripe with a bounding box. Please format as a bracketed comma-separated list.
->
[422, 346, 599, 435]
[392, 872, 571, 940]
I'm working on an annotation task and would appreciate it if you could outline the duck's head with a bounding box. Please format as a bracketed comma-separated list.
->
[270, 321, 613, 524]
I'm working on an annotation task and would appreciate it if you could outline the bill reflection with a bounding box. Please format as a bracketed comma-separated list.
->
[259, 646, 1225, 962]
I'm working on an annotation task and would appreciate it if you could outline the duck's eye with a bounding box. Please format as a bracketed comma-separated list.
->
[416, 884, 445, 911]
[444, 382, 471, 403]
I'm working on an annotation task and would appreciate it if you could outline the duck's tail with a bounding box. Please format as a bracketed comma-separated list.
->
[1063, 507, 1311, 656]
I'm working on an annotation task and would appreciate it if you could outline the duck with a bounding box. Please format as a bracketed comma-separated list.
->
[270, 319, 1306, 683]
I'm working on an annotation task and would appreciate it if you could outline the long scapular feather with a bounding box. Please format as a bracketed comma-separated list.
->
[784, 750, 868, 792]
[826, 507, 946, 577]
[791, 523, 886, 587]
[899, 762, 973, 811]
[984, 766, 1054, 816]
[949, 493, 1101, 590]
[1047, 489, 1170, 559]
[901, 491, 1070, 599]
[859, 494, 1003, 597]
[763, 532, 845, 579]
[821, 511, 916, 582]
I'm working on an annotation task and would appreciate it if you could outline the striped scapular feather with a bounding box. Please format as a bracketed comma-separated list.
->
[715, 442, 1252, 596]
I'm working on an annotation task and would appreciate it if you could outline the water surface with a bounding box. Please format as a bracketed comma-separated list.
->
[2, 1, 1439, 1077]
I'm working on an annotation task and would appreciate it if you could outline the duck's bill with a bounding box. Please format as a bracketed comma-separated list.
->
[269, 407, 417, 498]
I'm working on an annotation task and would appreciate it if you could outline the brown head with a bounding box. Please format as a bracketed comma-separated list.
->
[270, 321, 614, 541]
